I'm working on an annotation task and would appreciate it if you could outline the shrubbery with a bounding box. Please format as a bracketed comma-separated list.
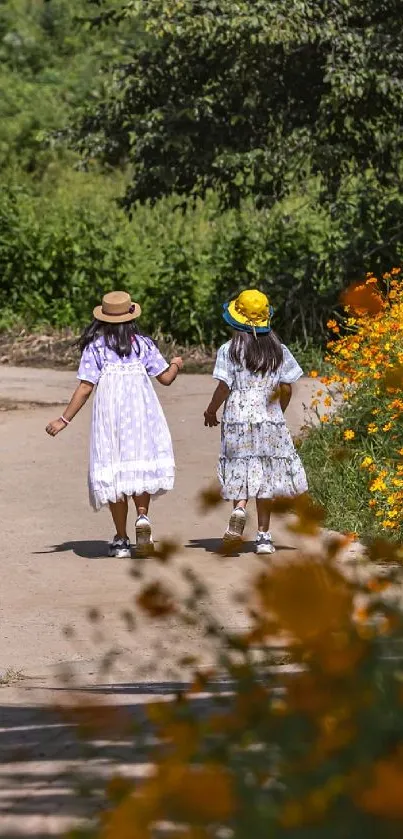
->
[4, 172, 403, 352]
[300, 271, 403, 541]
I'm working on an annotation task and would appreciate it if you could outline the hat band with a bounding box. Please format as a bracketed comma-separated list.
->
[223, 307, 272, 334]
[102, 304, 135, 317]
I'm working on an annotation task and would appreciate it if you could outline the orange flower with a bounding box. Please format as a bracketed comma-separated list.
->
[256, 557, 353, 644]
[354, 752, 403, 818]
[341, 282, 383, 314]
[137, 582, 176, 617]
[165, 762, 236, 822]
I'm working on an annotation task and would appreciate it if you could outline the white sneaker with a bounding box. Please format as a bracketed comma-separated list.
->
[135, 515, 154, 557]
[108, 536, 132, 558]
[223, 507, 246, 541]
[255, 531, 276, 555]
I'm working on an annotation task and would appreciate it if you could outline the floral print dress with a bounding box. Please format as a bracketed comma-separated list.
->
[213, 341, 308, 500]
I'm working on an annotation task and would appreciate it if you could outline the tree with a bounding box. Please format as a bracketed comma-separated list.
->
[76, 0, 403, 210]
[0, 0, 128, 172]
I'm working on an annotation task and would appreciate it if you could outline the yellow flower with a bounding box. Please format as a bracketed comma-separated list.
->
[370, 478, 387, 492]
[324, 396, 332, 407]
[309, 370, 319, 378]
[327, 320, 337, 329]
[343, 430, 355, 440]
[361, 457, 373, 469]
[320, 414, 330, 423]
[368, 423, 379, 434]
[382, 422, 393, 432]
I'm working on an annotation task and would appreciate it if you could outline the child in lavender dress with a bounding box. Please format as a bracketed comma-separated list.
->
[46, 291, 182, 557]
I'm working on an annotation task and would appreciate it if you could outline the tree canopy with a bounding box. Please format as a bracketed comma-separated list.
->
[77, 0, 403, 209]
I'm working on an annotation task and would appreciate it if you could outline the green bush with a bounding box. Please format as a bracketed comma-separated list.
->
[3, 168, 403, 351]
[0, 176, 344, 345]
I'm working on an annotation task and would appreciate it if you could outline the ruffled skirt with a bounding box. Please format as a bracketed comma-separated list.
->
[89, 362, 175, 510]
[218, 420, 307, 500]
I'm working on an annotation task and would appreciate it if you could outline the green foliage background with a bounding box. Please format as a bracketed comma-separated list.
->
[2, 0, 403, 348]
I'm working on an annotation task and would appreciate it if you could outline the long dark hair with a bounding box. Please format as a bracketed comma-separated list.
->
[78, 319, 145, 358]
[229, 330, 283, 375]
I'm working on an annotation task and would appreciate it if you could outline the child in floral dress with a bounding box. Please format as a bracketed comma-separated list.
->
[204, 289, 307, 554]
[46, 291, 182, 557]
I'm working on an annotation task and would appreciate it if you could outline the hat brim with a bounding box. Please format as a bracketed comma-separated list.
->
[223, 302, 272, 334]
[93, 302, 141, 323]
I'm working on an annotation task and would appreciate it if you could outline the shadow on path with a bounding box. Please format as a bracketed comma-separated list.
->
[34, 538, 297, 560]
[186, 538, 297, 556]
[0, 682, 232, 836]
[33, 541, 112, 559]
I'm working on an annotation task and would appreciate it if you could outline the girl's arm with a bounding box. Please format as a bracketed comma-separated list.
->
[204, 381, 230, 427]
[279, 383, 292, 413]
[157, 356, 183, 386]
[46, 380, 94, 437]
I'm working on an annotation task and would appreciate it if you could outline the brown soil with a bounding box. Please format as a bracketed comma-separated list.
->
[0, 330, 215, 373]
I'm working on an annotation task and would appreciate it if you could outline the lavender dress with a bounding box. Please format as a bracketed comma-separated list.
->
[77, 336, 175, 510]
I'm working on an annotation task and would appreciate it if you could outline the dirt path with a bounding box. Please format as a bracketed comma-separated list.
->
[0, 368, 358, 835]
[0, 369, 323, 686]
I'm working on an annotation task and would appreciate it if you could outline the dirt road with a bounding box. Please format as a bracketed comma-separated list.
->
[0, 368, 321, 690]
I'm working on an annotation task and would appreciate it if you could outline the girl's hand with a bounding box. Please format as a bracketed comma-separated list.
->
[204, 409, 219, 427]
[171, 356, 183, 370]
[46, 418, 67, 437]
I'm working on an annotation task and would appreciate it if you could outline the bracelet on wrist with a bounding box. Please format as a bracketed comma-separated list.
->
[60, 415, 71, 425]
[170, 362, 180, 371]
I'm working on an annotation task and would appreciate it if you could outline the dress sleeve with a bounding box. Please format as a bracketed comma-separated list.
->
[77, 344, 103, 385]
[213, 343, 234, 389]
[279, 345, 304, 383]
[142, 340, 170, 378]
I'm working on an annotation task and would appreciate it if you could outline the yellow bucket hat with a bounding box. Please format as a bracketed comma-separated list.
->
[223, 289, 273, 334]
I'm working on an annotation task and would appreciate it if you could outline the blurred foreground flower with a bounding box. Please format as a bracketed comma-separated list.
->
[341, 282, 384, 314]
[256, 556, 353, 644]
[198, 482, 223, 512]
[137, 582, 176, 617]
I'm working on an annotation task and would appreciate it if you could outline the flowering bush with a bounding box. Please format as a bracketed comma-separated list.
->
[62, 503, 403, 839]
[302, 269, 403, 540]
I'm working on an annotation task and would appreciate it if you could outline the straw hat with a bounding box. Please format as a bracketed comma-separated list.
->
[93, 291, 141, 323]
[223, 289, 273, 334]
